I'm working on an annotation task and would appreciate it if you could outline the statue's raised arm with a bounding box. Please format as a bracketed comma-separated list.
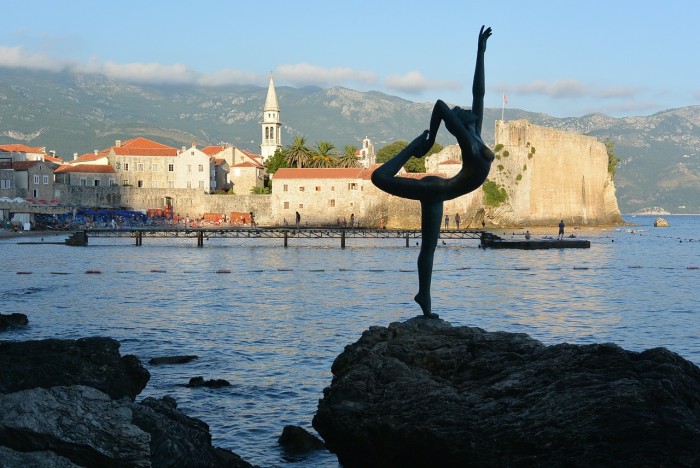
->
[472, 25, 491, 136]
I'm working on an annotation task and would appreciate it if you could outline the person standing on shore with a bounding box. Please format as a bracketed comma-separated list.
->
[558, 220, 565, 240]
[454, 213, 461, 229]
[444, 214, 450, 230]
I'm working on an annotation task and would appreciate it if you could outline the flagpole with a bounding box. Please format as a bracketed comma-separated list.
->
[501, 93, 505, 121]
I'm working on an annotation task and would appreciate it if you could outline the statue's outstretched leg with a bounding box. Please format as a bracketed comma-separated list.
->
[415, 200, 443, 318]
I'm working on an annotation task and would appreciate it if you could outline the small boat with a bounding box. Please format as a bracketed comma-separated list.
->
[480, 233, 590, 250]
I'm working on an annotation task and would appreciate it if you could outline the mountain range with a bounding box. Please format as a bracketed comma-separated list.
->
[1, 68, 699, 214]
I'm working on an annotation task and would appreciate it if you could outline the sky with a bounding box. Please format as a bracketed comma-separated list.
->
[1, 0, 699, 118]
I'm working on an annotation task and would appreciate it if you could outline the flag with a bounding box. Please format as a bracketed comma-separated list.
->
[503, 94, 508, 105]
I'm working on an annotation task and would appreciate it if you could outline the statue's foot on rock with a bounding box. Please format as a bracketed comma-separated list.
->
[421, 313, 440, 319]
[414, 293, 435, 318]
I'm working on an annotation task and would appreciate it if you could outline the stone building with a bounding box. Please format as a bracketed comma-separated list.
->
[173, 145, 214, 192]
[54, 164, 117, 187]
[201, 145, 265, 193]
[10, 161, 56, 201]
[107, 138, 179, 189]
[271, 167, 377, 226]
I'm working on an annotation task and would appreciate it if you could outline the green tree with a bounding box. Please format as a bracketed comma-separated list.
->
[285, 136, 313, 168]
[337, 145, 360, 168]
[604, 138, 620, 179]
[264, 148, 289, 175]
[309, 140, 337, 168]
[376, 140, 442, 173]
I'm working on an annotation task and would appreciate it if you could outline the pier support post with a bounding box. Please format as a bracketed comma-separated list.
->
[136, 231, 142, 246]
[341, 230, 345, 249]
[284, 231, 288, 248]
[197, 231, 204, 247]
[405, 233, 409, 248]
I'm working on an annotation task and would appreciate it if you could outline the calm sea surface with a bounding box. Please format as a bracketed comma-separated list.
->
[2, 214, 699, 467]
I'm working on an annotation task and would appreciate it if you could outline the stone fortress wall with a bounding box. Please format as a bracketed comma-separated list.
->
[55, 120, 621, 228]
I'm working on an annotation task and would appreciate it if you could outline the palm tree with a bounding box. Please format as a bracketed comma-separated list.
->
[309, 141, 337, 168]
[337, 145, 360, 168]
[285, 136, 312, 168]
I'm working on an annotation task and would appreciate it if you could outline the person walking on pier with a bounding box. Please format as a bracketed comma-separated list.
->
[371, 25, 493, 319]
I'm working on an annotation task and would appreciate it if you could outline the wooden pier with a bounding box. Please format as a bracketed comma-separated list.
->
[66, 226, 485, 248]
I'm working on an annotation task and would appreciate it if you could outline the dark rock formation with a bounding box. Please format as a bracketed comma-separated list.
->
[0, 337, 255, 467]
[278, 425, 325, 454]
[148, 355, 199, 365]
[0, 337, 149, 401]
[186, 376, 231, 388]
[132, 395, 253, 467]
[313, 318, 700, 467]
[0, 312, 28, 330]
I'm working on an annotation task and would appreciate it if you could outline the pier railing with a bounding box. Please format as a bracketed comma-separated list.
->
[75, 226, 485, 248]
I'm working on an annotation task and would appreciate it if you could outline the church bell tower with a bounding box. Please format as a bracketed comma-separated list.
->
[260, 76, 282, 162]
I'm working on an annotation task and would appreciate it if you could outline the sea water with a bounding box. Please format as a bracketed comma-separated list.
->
[1, 214, 699, 467]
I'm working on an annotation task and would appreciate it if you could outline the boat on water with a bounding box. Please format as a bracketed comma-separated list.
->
[480, 232, 590, 250]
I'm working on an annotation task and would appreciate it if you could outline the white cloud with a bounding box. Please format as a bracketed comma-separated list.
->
[384, 71, 462, 95]
[96, 61, 199, 85]
[275, 63, 377, 87]
[0, 46, 74, 72]
[495, 79, 644, 101]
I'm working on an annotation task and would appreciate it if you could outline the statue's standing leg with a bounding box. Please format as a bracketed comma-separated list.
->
[415, 200, 443, 318]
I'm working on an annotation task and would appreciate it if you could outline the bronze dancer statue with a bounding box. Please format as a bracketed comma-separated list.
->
[371, 25, 494, 318]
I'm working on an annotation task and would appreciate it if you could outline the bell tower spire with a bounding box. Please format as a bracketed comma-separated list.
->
[260, 75, 282, 162]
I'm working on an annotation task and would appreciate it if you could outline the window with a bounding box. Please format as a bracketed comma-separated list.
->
[187, 165, 192, 173]
[80, 178, 87, 186]
[43, 175, 49, 184]
[283, 184, 288, 192]
[137, 180, 143, 188]
[191, 151, 195, 156]
[33, 175, 40, 184]
[198, 164, 204, 172]
[329, 199, 335, 207]
[124, 163, 129, 171]
[348, 183, 358, 190]
[94, 179, 100, 187]
[187, 181, 192, 188]
[116, 162, 121, 169]
[284, 202, 289, 209]
[122, 179, 129, 186]
[298, 204, 304, 208]
[1, 179, 11, 189]
[331, 186, 335, 191]
[299, 186, 305, 192]
[168, 164, 174, 172]
[109, 179, 117, 186]
[151, 164, 156, 171]
[137, 163, 144, 171]
[315, 186, 321, 192]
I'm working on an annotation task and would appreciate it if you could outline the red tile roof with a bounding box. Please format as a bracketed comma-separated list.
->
[0, 144, 46, 153]
[55, 164, 116, 174]
[72, 153, 109, 163]
[273, 167, 375, 180]
[201, 145, 226, 156]
[112, 137, 178, 156]
[232, 161, 262, 168]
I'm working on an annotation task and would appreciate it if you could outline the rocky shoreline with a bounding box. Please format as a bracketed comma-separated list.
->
[4, 313, 700, 466]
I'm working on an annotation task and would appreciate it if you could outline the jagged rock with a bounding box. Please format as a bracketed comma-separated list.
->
[0, 312, 28, 330]
[0, 386, 151, 467]
[0, 337, 150, 401]
[654, 217, 669, 227]
[313, 318, 700, 467]
[132, 395, 254, 467]
[278, 425, 325, 454]
[0, 446, 79, 467]
[149, 355, 199, 365]
[186, 376, 231, 388]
